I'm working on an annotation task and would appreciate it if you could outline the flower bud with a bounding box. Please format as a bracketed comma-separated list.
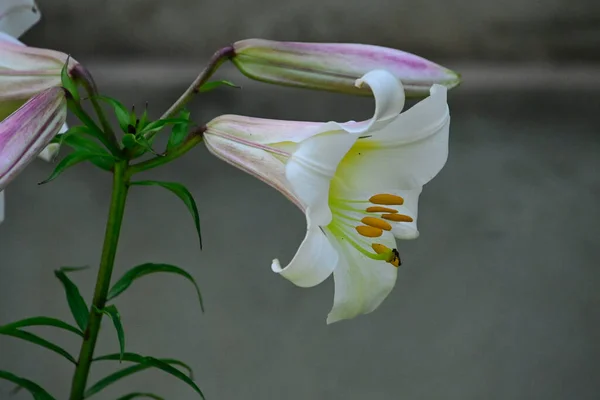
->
[0, 87, 66, 190]
[232, 39, 459, 97]
[0, 31, 77, 120]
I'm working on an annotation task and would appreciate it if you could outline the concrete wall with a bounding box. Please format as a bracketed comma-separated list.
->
[1, 78, 599, 399]
[25, 0, 600, 61]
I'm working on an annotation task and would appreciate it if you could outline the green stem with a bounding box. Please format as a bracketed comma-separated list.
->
[156, 46, 234, 125]
[68, 161, 130, 400]
[81, 83, 122, 155]
[127, 131, 204, 178]
[66, 99, 121, 156]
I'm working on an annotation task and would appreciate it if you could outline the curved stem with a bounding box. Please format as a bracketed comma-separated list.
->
[127, 131, 204, 178]
[158, 46, 234, 123]
[81, 82, 122, 155]
[68, 161, 130, 400]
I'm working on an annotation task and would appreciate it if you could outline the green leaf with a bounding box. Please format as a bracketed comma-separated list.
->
[135, 135, 160, 156]
[129, 105, 137, 129]
[95, 96, 131, 133]
[88, 353, 202, 398]
[0, 316, 83, 337]
[54, 267, 89, 331]
[107, 263, 203, 311]
[138, 106, 149, 131]
[95, 353, 194, 378]
[122, 134, 159, 156]
[95, 305, 125, 361]
[61, 133, 106, 154]
[116, 393, 164, 400]
[0, 370, 56, 400]
[59, 135, 115, 171]
[138, 118, 189, 135]
[39, 151, 115, 184]
[198, 80, 239, 92]
[0, 328, 76, 364]
[61, 56, 79, 103]
[58, 125, 106, 145]
[131, 180, 202, 250]
[167, 110, 191, 150]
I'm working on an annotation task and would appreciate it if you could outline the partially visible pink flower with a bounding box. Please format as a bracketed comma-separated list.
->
[0, 87, 66, 190]
[0, 32, 77, 120]
[232, 39, 460, 97]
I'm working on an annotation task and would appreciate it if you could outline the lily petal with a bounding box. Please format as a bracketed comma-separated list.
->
[0, 0, 40, 38]
[37, 122, 67, 162]
[286, 69, 407, 224]
[337, 84, 450, 192]
[327, 232, 398, 324]
[286, 128, 358, 225]
[0, 87, 66, 189]
[272, 223, 338, 288]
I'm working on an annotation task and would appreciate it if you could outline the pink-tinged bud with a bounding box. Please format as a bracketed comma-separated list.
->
[232, 39, 460, 97]
[0, 31, 77, 120]
[0, 87, 66, 189]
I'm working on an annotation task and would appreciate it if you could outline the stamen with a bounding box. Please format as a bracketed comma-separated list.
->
[371, 244, 402, 267]
[369, 194, 404, 205]
[355, 225, 383, 238]
[366, 206, 398, 214]
[382, 213, 414, 222]
[371, 243, 391, 254]
[361, 217, 392, 231]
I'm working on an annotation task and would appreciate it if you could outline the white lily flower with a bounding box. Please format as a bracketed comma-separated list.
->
[0, 0, 40, 38]
[205, 69, 450, 323]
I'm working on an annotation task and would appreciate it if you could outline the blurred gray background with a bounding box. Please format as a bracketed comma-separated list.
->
[1, 0, 600, 399]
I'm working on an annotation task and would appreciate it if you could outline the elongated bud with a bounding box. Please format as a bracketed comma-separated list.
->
[0, 32, 78, 120]
[0, 87, 66, 189]
[232, 39, 460, 97]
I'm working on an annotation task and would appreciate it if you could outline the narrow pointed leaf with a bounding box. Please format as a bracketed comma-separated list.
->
[88, 353, 201, 398]
[94, 96, 131, 133]
[0, 317, 83, 337]
[95, 305, 125, 361]
[167, 110, 191, 150]
[131, 181, 202, 249]
[94, 353, 194, 378]
[61, 134, 106, 154]
[85, 364, 147, 398]
[59, 136, 114, 171]
[116, 393, 164, 400]
[138, 107, 149, 131]
[61, 58, 79, 102]
[0, 328, 76, 364]
[57, 125, 105, 145]
[135, 135, 160, 156]
[39, 151, 115, 184]
[198, 80, 239, 92]
[0, 371, 56, 400]
[138, 118, 189, 135]
[54, 267, 89, 330]
[107, 263, 203, 311]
